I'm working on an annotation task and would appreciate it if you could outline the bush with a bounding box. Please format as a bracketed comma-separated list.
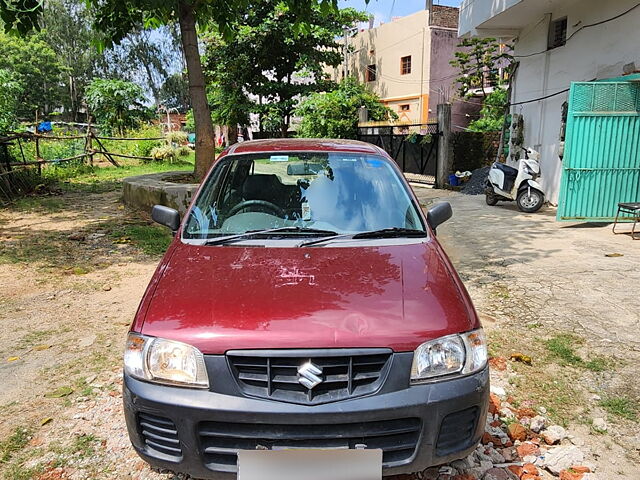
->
[150, 145, 176, 162]
[295, 77, 397, 139]
[166, 131, 188, 145]
[176, 146, 192, 157]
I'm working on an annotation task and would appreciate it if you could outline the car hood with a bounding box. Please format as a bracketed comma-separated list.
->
[139, 241, 477, 354]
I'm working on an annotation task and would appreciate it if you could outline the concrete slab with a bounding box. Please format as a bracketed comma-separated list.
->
[122, 171, 198, 215]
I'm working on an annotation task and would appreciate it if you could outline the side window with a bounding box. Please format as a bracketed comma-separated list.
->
[548, 17, 567, 49]
[401, 56, 412, 75]
[366, 64, 377, 82]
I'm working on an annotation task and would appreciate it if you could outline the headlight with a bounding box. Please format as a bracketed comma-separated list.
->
[124, 333, 209, 388]
[411, 329, 487, 383]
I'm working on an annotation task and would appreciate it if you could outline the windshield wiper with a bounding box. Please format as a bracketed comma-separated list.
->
[204, 226, 339, 246]
[298, 227, 427, 248]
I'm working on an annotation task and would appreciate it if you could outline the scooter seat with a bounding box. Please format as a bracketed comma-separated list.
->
[494, 162, 518, 178]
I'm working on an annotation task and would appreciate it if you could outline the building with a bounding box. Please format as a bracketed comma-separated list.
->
[332, 2, 479, 129]
[459, 0, 640, 206]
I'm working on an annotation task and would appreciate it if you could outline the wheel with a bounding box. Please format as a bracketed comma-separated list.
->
[486, 193, 499, 206]
[517, 189, 544, 213]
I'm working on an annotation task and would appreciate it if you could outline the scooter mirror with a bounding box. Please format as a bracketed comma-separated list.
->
[427, 202, 453, 234]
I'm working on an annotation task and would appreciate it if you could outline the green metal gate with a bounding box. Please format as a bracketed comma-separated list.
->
[557, 80, 640, 221]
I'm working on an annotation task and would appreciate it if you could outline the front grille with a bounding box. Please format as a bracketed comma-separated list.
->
[138, 412, 183, 460]
[435, 407, 479, 456]
[227, 350, 392, 405]
[198, 418, 421, 472]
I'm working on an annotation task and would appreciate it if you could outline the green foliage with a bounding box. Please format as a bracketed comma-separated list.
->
[166, 131, 189, 144]
[158, 72, 190, 111]
[469, 88, 510, 133]
[150, 145, 177, 162]
[0, 0, 42, 35]
[202, 2, 368, 135]
[42, 0, 104, 121]
[450, 37, 512, 98]
[0, 31, 66, 118]
[85, 79, 147, 135]
[0, 68, 22, 134]
[295, 77, 397, 139]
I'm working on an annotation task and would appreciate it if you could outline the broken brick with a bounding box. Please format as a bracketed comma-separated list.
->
[507, 423, 527, 442]
[516, 442, 540, 458]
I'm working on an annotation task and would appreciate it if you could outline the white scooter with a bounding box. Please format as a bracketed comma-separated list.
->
[485, 148, 545, 213]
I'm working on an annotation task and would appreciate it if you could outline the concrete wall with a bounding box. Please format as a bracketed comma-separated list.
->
[346, 10, 431, 123]
[335, 8, 469, 127]
[428, 27, 481, 131]
[123, 172, 199, 216]
[507, 0, 640, 204]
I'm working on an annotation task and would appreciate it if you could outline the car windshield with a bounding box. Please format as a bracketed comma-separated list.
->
[182, 152, 425, 240]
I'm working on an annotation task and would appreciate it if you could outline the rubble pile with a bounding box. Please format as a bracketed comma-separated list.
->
[460, 167, 490, 196]
[398, 391, 595, 480]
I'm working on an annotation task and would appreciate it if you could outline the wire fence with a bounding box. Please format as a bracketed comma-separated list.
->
[0, 127, 169, 206]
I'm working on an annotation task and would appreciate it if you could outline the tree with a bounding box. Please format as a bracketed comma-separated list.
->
[468, 88, 509, 133]
[97, 27, 183, 105]
[0, 69, 22, 135]
[158, 73, 191, 112]
[295, 77, 396, 139]
[202, 2, 367, 137]
[0, 32, 66, 119]
[85, 79, 147, 135]
[42, 0, 103, 122]
[450, 37, 512, 98]
[1, 0, 353, 180]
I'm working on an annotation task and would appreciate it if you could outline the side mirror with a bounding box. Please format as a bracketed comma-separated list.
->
[427, 202, 452, 234]
[152, 205, 181, 232]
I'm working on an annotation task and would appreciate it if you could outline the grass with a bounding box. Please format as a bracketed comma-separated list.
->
[57, 158, 195, 194]
[544, 334, 609, 372]
[111, 224, 172, 256]
[0, 426, 32, 464]
[600, 396, 639, 422]
[12, 197, 64, 213]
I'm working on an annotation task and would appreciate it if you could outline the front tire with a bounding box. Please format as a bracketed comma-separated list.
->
[486, 193, 499, 206]
[517, 189, 544, 213]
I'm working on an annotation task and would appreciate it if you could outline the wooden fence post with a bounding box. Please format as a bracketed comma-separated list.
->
[86, 123, 94, 167]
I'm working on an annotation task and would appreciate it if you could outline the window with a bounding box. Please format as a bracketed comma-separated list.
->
[400, 104, 410, 112]
[548, 17, 567, 49]
[401, 55, 412, 75]
[183, 153, 425, 239]
[366, 64, 377, 82]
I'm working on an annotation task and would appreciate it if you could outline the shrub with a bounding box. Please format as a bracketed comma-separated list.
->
[176, 145, 192, 157]
[150, 145, 176, 162]
[166, 131, 188, 145]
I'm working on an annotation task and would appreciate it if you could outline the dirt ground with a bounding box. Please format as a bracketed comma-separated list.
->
[0, 184, 638, 479]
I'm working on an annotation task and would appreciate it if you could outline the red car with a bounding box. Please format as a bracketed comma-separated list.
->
[123, 139, 488, 479]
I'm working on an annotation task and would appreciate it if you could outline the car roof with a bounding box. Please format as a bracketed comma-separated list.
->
[227, 138, 385, 156]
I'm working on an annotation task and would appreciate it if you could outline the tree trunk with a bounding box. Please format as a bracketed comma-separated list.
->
[178, 0, 215, 181]
[227, 125, 238, 145]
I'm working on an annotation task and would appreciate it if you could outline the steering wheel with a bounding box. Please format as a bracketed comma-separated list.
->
[227, 200, 286, 218]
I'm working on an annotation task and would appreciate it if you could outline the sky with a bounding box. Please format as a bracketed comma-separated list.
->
[339, 0, 462, 26]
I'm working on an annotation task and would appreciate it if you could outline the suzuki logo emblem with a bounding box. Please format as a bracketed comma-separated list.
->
[297, 361, 323, 389]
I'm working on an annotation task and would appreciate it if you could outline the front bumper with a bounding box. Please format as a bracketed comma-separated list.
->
[123, 361, 488, 479]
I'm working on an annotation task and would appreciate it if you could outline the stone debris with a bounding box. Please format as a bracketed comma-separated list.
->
[48, 369, 594, 480]
[542, 425, 567, 445]
[460, 166, 491, 195]
[543, 446, 585, 475]
[530, 415, 546, 433]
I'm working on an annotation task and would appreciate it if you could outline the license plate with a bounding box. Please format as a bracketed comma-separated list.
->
[238, 448, 382, 480]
